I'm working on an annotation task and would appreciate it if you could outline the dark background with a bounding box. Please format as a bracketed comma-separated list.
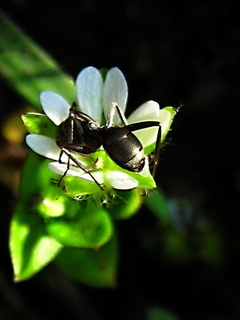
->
[1, 0, 240, 319]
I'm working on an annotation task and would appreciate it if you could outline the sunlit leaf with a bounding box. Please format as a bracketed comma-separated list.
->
[10, 203, 62, 282]
[109, 189, 143, 219]
[22, 113, 56, 139]
[36, 186, 68, 218]
[56, 235, 118, 287]
[62, 175, 102, 197]
[46, 200, 113, 248]
[19, 152, 59, 201]
[9, 152, 66, 281]
[144, 189, 172, 224]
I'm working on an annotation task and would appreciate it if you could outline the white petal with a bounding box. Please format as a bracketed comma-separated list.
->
[127, 100, 160, 123]
[103, 67, 128, 123]
[48, 162, 104, 184]
[159, 108, 173, 137]
[127, 101, 160, 148]
[26, 134, 67, 161]
[79, 171, 104, 184]
[76, 67, 103, 123]
[48, 162, 80, 175]
[40, 91, 71, 125]
[136, 126, 159, 149]
[106, 171, 138, 190]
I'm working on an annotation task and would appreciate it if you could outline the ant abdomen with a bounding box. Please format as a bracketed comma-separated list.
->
[102, 127, 145, 172]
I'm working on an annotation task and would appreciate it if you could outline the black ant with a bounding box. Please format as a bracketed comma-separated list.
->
[56, 102, 161, 190]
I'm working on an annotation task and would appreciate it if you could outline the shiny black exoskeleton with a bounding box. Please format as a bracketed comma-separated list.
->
[56, 103, 161, 189]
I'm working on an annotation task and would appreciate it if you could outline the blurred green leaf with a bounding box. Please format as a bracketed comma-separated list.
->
[144, 189, 172, 223]
[18, 151, 59, 201]
[22, 113, 56, 139]
[147, 307, 179, 320]
[10, 151, 115, 280]
[131, 170, 156, 190]
[63, 175, 102, 196]
[109, 189, 143, 219]
[10, 203, 62, 282]
[46, 200, 114, 248]
[9, 152, 64, 281]
[0, 13, 76, 108]
[56, 235, 118, 287]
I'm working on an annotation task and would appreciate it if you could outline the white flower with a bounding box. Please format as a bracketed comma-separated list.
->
[25, 67, 171, 191]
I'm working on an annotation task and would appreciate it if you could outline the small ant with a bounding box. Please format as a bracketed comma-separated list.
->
[56, 102, 161, 190]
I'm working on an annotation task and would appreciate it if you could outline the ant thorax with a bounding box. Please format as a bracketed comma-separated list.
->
[56, 109, 102, 154]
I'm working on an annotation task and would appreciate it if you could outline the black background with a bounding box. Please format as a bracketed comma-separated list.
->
[1, 1, 240, 319]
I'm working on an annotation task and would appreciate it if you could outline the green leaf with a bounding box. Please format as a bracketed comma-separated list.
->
[131, 170, 156, 190]
[147, 307, 179, 320]
[46, 200, 113, 248]
[36, 186, 70, 218]
[109, 189, 142, 219]
[144, 189, 172, 224]
[0, 14, 76, 108]
[10, 203, 62, 282]
[19, 152, 60, 201]
[22, 113, 56, 139]
[63, 175, 101, 197]
[9, 152, 66, 281]
[55, 235, 118, 287]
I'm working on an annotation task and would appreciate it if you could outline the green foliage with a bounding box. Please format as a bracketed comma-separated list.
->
[56, 235, 118, 287]
[10, 203, 63, 282]
[0, 13, 76, 109]
[9, 152, 117, 283]
[147, 307, 179, 320]
[144, 189, 172, 224]
[108, 189, 142, 219]
[9, 153, 63, 281]
[9, 146, 144, 284]
[46, 201, 113, 248]
[22, 113, 56, 139]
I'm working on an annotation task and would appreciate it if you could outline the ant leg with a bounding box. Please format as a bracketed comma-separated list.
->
[58, 149, 64, 163]
[151, 124, 161, 178]
[59, 148, 105, 190]
[106, 102, 127, 127]
[124, 120, 160, 130]
[58, 152, 70, 187]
